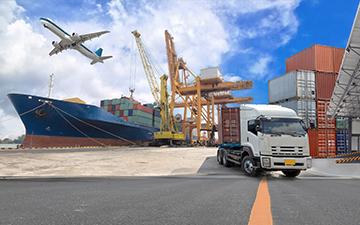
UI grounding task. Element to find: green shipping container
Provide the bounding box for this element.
[115,111,120,116]
[336,117,349,130]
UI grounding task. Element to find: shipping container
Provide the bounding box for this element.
[307,128,336,158]
[286,45,344,73]
[336,117,349,130]
[276,99,316,128]
[307,129,318,157]
[336,129,350,154]
[316,100,335,129]
[220,107,240,143]
[318,128,336,157]
[268,70,315,103]
[352,119,360,134]
[315,72,337,100]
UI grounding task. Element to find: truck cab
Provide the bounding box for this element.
[217,104,312,177]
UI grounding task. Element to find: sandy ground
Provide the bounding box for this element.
[0,146,217,177]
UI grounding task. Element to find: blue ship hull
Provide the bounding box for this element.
[8,93,157,148]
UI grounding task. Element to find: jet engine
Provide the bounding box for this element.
[52,41,60,48]
[71,32,80,41]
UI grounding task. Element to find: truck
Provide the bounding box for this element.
[217,104,312,177]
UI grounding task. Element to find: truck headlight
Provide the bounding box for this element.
[262,157,271,168]
[306,158,312,168]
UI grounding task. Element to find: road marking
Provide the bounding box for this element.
[248,178,273,225]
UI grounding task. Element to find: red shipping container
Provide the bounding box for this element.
[307,129,318,157]
[107,105,112,112]
[220,107,241,143]
[119,110,124,116]
[122,116,128,121]
[115,104,120,110]
[315,72,337,100]
[316,100,335,129]
[286,45,344,73]
[134,104,153,114]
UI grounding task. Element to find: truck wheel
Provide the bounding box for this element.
[217,150,223,165]
[222,153,232,167]
[282,170,301,177]
[241,156,258,177]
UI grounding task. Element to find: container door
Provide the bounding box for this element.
[221,108,240,143]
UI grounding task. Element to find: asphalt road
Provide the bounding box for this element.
[1,175,359,225]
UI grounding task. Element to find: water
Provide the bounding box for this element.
[0,144,19,149]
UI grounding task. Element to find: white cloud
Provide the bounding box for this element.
[248,56,272,78]
[0,0,300,138]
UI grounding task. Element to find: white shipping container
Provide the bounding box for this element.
[276,99,316,128]
[268,70,315,103]
[200,67,222,80]
[352,119,360,134]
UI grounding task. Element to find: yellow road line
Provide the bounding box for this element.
[248,178,273,225]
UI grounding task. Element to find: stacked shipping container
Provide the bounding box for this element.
[270,44,346,157]
[268,70,316,128]
[336,117,350,154]
[100,97,161,129]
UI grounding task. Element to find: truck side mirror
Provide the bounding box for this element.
[255,125,261,132]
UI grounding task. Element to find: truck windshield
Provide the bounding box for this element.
[261,118,307,136]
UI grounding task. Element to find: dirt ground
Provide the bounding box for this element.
[0,146,217,177]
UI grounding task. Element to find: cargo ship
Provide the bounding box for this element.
[8,93,160,148]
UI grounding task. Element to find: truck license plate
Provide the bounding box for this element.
[284,159,296,166]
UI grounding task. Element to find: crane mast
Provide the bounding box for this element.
[131,30,160,104]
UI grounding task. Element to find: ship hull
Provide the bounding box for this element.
[8,93,158,148]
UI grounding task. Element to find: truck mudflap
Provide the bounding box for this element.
[260,156,312,170]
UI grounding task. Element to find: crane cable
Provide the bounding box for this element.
[50,103,136,145]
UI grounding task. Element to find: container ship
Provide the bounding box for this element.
[8,93,160,148]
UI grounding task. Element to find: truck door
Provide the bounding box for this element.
[246,120,260,155]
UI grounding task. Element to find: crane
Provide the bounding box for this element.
[131,30,160,105]
[131,30,185,145]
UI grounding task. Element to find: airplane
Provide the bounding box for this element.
[40,17,112,65]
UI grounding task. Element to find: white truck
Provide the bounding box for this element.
[217,104,312,177]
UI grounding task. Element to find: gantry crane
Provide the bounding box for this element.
[131,30,184,145]
[164,30,253,144]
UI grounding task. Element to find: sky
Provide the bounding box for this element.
[0,0,359,139]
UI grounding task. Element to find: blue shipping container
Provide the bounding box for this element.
[336,130,350,154]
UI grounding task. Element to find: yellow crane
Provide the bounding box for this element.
[131,30,184,145]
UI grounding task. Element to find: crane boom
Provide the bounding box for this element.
[131,30,160,104]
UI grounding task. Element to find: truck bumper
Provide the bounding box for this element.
[260,156,312,170]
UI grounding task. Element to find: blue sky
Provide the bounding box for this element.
[0,0,359,138]
[14,0,359,103]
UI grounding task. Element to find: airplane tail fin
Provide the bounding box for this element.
[95,48,103,57]
[90,56,113,65]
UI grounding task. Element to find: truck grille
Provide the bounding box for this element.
[271,146,304,156]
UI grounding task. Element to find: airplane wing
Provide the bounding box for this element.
[78,31,110,43]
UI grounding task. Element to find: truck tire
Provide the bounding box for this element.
[217,149,223,165]
[241,156,258,177]
[222,152,232,167]
[282,170,301,177]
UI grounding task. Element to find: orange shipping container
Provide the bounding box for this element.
[316,100,336,129]
[317,128,336,158]
[286,45,344,73]
[315,72,337,100]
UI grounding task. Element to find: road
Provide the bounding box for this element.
[1,169,359,225]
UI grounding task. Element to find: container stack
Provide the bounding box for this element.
[268,70,316,128]
[100,97,161,128]
[269,44,345,158]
